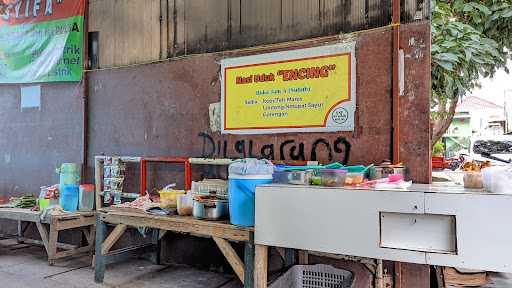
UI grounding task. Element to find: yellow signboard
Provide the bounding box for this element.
[221,43,356,134]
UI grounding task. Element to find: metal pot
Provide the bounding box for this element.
[193,197,228,220]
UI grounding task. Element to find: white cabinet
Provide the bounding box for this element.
[255,184,512,273]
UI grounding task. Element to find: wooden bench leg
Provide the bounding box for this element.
[214,237,245,284]
[17,221,24,243]
[254,244,268,288]
[47,225,58,266]
[244,232,255,288]
[94,216,107,283]
[151,229,161,265]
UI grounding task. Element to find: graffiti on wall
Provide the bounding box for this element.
[198,132,351,164]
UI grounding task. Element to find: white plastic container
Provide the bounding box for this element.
[177,194,193,216]
[482,166,512,194]
[78,184,95,211]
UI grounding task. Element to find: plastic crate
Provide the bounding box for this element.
[270,264,353,288]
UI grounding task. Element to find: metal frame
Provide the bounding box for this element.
[140,157,192,195]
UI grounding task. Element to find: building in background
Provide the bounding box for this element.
[444,96,506,157]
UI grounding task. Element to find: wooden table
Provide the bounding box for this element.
[94,208,255,287]
[0,208,96,265]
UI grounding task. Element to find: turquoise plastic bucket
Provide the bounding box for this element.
[60,184,79,212]
[228,175,272,227]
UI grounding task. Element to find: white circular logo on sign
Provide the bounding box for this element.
[331,107,349,124]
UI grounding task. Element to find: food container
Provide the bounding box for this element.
[79,184,95,211]
[39,198,59,210]
[463,171,484,189]
[345,172,365,185]
[272,170,314,185]
[60,184,79,212]
[319,169,347,187]
[289,170,314,185]
[159,189,186,209]
[193,196,228,220]
[272,171,291,184]
[191,179,228,199]
[482,166,512,194]
[177,194,193,216]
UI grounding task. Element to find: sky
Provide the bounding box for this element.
[470,62,512,107]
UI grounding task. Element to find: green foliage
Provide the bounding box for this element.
[432,0,512,114]
[433,141,445,156]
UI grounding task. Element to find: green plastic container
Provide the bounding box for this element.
[56,163,80,186]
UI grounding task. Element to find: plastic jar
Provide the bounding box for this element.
[319,169,348,187]
[79,184,95,211]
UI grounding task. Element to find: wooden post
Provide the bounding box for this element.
[47,225,59,265]
[244,232,255,288]
[284,248,296,267]
[214,237,245,284]
[298,250,309,264]
[94,216,107,283]
[101,224,127,255]
[151,228,162,265]
[17,220,23,243]
[94,157,103,210]
[254,244,268,288]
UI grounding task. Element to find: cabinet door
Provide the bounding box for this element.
[255,186,427,264]
[380,212,457,254]
[425,193,512,273]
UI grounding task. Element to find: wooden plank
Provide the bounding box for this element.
[275,247,285,260]
[35,222,50,252]
[54,215,96,231]
[254,245,268,288]
[0,208,40,222]
[160,0,168,59]
[53,245,95,260]
[95,157,103,210]
[88,0,114,68]
[100,211,251,241]
[47,225,59,263]
[94,216,107,283]
[172,0,186,56]
[298,250,309,264]
[213,237,245,284]
[81,225,95,246]
[159,229,168,240]
[244,232,254,288]
[16,237,77,250]
[101,224,128,255]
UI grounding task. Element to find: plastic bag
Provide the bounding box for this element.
[228,158,274,176]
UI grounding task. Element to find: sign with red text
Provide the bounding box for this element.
[0,0,84,83]
[221,43,356,134]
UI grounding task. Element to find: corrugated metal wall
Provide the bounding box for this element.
[88,0,429,68]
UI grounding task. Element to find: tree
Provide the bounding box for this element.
[432,0,512,146]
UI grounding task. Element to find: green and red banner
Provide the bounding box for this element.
[0,0,85,83]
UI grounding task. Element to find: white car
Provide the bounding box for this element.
[469,135,512,165]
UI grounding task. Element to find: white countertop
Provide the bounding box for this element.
[260,183,510,195]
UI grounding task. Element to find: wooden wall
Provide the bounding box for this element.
[88,0,161,67]
[88,0,429,68]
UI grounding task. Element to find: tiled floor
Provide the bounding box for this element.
[0,238,242,288]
